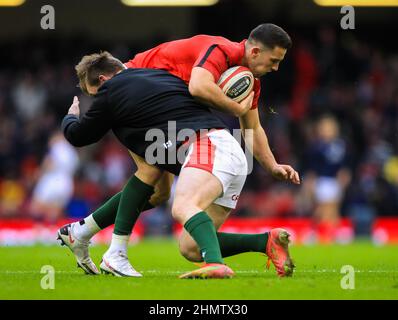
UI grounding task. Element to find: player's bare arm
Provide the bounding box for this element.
[189,67,252,117]
[239,108,300,185]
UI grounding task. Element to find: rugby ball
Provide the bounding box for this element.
[217,66,254,102]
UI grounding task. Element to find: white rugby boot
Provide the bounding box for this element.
[100,250,142,277]
[57,223,100,275]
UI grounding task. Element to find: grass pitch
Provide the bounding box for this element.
[0,239,397,300]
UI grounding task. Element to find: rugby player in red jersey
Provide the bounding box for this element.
[58,24,299,278]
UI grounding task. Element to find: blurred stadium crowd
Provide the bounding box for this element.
[1,26,398,232]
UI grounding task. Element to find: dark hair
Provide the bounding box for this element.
[75,51,124,95]
[248,23,292,50]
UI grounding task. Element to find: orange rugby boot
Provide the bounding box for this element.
[179,263,235,279]
[265,228,295,277]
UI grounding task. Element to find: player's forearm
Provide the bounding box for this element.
[189,81,243,117]
[61,115,99,147]
[62,115,85,147]
[242,126,278,172]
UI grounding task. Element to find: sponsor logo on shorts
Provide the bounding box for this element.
[231,194,239,201]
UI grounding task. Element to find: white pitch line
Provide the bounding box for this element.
[0,270,81,274]
[0,269,396,275]
[140,269,398,274]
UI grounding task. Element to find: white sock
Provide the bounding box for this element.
[107,233,130,255]
[73,215,101,240]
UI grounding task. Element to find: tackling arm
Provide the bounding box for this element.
[62,94,111,147]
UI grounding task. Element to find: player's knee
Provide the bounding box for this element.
[135,166,163,186]
[171,202,185,223]
[172,196,197,223]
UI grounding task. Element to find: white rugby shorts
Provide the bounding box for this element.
[182,129,247,209]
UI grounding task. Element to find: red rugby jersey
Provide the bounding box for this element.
[124,35,261,109]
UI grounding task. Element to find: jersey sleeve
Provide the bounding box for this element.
[194,45,229,82]
[251,78,261,109]
[62,86,111,147]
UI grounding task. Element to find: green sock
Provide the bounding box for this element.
[217,232,269,258]
[92,192,121,229]
[184,212,223,264]
[91,191,155,229]
[114,175,154,235]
